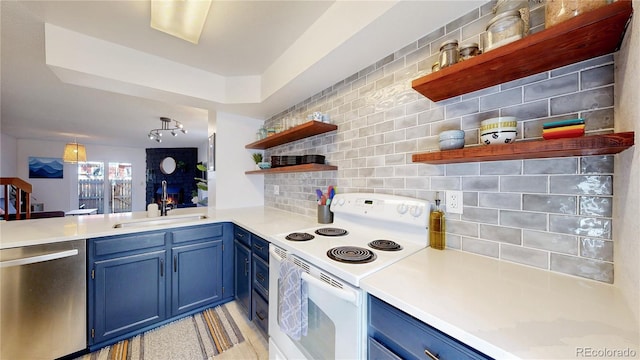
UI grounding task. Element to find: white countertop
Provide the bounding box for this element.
[0,206,317,250]
[361,248,640,359]
[2,208,638,359]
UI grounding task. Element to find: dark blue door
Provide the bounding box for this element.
[234,239,252,317]
[171,240,223,316]
[92,250,166,344]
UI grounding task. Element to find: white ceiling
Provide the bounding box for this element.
[1,0,481,148]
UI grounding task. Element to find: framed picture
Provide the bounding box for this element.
[29,157,63,179]
[208,133,216,171]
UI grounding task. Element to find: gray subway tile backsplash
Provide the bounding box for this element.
[479,224,522,245]
[524,158,578,175]
[549,215,612,239]
[523,230,579,255]
[522,194,577,215]
[479,192,521,210]
[550,253,613,283]
[461,237,499,258]
[549,175,613,195]
[500,176,548,193]
[500,210,548,231]
[263,1,618,283]
[500,244,549,269]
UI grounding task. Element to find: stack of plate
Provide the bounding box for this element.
[271,156,302,168]
[480,117,517,145]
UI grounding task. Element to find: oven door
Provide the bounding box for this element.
[269,244,366,360]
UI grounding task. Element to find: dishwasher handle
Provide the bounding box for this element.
[0,249,79,268]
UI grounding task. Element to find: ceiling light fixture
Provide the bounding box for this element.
[148,117,188,143]
[150,0,212,44]
[63,141,87,163]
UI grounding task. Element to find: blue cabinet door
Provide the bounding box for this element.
[234,239,252,318]
[171,240,223,316]
[92,250,167,345]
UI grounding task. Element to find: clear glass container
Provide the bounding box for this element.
[484,10,524,52]
[429,196,445,250]
[494,0,530,34]
[545,0,608,29]
[459,43,480,61]
[438,40,459,69]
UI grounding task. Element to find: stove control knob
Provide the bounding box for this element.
[397,203,408,214]
[410,205,423,217]
[337,198,346,206]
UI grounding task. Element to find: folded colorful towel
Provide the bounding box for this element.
[278,257,308,340]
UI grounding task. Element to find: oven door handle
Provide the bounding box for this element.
[301,272,358,306]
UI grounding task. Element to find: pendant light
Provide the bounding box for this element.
[63,141,87,163]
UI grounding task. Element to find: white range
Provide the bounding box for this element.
[268,193,432,360]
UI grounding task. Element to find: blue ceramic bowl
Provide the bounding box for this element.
[439,138,465,150]
[258,162,272,169]
[439,130,465,141]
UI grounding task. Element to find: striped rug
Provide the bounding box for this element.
[79,304,245,360]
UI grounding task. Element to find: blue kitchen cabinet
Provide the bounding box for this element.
[88,222,233,350]
[171,239,223,315]
[251,234,269,337]
[89,230,168,347]
[368,295,492,360]
[233,225,269,338]
[234,237,252,317]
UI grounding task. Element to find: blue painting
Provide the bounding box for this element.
[29,157,63,179]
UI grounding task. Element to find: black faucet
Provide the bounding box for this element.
[160,180,168,216]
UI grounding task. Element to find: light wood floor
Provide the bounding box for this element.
[216,301,269,360]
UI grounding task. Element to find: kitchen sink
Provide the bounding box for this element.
[113,214,209,228]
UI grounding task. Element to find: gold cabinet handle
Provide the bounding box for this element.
[424,349,440,360]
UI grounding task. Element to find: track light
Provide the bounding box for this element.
[148,117,188,141]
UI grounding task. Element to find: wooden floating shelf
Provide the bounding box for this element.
[245,164,338,175]
[245,121,337,150]
[412,1,633,102]
[411,132,635,164]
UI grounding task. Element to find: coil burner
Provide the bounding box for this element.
[327,246,377,264]
[285,232,315,241]
[368,240,403,251]
[315,228,348,237]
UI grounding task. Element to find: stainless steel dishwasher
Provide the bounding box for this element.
[1,240,86,359]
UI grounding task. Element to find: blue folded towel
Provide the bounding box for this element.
[278,257,308,340]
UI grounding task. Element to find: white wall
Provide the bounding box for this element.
[0,133,17,177]
[214,111,264,209]
[613,1,640,319]
[13,139,146,212]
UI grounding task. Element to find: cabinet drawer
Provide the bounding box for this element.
[251,235,269,261]
[172,223,223,243]
[252,254,269,299]
[368,296,491,360]
[368,337,403,360]
[252,289,268,338]
[234,226,251,247]
[92,231,166,257]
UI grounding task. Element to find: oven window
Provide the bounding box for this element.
[277,284,336,359]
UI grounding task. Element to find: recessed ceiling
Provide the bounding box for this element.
[1,1,482,148]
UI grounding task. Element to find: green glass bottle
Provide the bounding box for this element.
[429,193,446,250]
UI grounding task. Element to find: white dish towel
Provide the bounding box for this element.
[278,257,308,340]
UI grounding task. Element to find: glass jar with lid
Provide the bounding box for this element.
[545,0,608,29]
[438,40,459,69]
[484,10,524,52]
[459,43,480,61]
